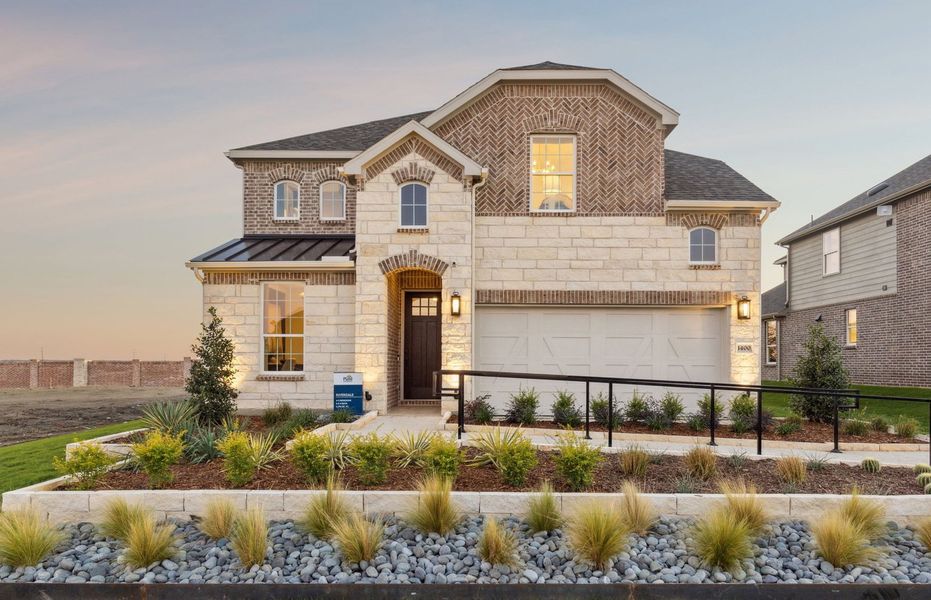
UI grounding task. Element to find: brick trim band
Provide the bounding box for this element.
[378,250,449,276]
[203,272,355,285]
[475,289,732,306]
[391,162,435,185]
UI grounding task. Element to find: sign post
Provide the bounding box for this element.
[333,372,364,415]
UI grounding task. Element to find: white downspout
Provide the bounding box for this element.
[469,168,489,378]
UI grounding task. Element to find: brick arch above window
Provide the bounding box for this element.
[306,164,345,186]
[677,213,729,230]
[264,165,307,185]
[522,110,582,133]
[378,250,449,277]
[391,162,435,185]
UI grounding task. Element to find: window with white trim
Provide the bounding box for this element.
[823,227,840,275]
[400,182,428,228]
[530,135,576,212]
[319,181,346,221]
[845,308,858,346]
[262,283,304,372]
[274,181,300,220]
[765,319,778,364]
[688,227,718,264]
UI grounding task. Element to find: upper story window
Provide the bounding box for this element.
[823,227,840,275]
[530,135,576,212]
[845,308,858,346]
[765,319,778,365]
[274,181,300,220]
[320,181,346,221]
[400,182,428,228]
[262,282,304,372]
[688,227,718,264]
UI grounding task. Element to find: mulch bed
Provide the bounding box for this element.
[465,418,916,444]
[103,416,283,444]
[87,447,921,496]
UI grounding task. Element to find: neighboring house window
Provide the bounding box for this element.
[400,182,428,228]
[320,181,346,221]
[262,282,304,372]
[765,319,778,365]
[845,308,858,346]
[274,181,300,220]
[823,227,840,275]
[530,135,576,212]
[688,227,718,264]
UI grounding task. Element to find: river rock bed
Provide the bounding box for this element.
[1,516,929,585]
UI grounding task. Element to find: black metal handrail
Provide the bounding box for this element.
[433,369,931,461]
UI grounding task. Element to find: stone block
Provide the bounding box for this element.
[184,491,248,517]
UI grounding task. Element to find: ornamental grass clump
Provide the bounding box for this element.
[290,430,331,484]
[478,518,518,567]
[691,507,753,572]
[719,479,767,535]
[0,509,63,568]
[331,514,384,564]
[811,511,878,567]
[300,475,349,540]
[566,499,632,570]
[894,416,919,439]
[618,481,656,535]
[131,430,184,488]
[100,498,149,541]
[199,498,240,540]
[684,445,716,480]
[230,508,268,568]
[524,481,562,533]
[618,445,650,478]
[838,487,886,542]
[776,456,807,485]
[123,514,178,569]
[553,433,602,491]
[53,441,116,490]
[407,475,461,535]
[348,433,394,485]
[914,518,931,553]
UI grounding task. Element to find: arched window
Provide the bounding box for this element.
[319,181,346,221]
[689,227,717,264]
[274,181,300,220]
[400,182,428,228]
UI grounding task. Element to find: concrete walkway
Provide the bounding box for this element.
[353,407,448,435]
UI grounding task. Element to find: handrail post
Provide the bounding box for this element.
[457,373,464,440]
[709,385,717,446]
[585,381,591,440]
[756,389,763,456]
[608,382,614,448]
[928,401,930,465]
[831,395,841,453]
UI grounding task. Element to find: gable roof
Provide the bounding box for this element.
[778,153,931,245]
[663,150,775,203]
[502,61,599,71]
[762,282,788,317]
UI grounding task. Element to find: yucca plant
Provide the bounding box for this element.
[478,517,519,566]
[566,499,631,570]
[719,478,768,535]
[199,498,240,540]
[323,430,352,471]
[776,456,807,485]
[123,515,177,569]
[184,424,222,464]
[914,517,931,553]
[300,474,350,540]
[691,507,753,572]
[0,509,64,568]
[331,514,384,564]
[684,446,716,480]
[812,511,877,567]
[141,400,197,436]
[524,480,562,533]
[100,498,149,541]
[393,431,437,468]
[617,481,656,535]
[406,475,461,535]
[468,427,529,469]
[618,445,650,477]
[838,487,886,541]
[860,458,881,474]
[230,508,268,568]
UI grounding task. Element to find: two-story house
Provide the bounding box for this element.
[187,62,779,413]
[761,153,931,386]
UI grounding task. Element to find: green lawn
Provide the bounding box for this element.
[0,420,144,496]
[762,380,931,433]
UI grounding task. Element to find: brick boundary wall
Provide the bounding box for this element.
[36,361,74,388]
[0,358,191,389]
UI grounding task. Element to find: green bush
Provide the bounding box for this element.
[329,410,355,424]
[262,402,293,427]
[695,393,722,429]
[273,409,318,439]
[216,431,256,487]
[290,430,331,484]
[591,392,622,429]
[422,437,462,480]
[869,416,890,433]
[788,325,850,423]
[644,410,672,431]
[131,430,184,488]
[843,418,869,437]
[729,393,755,423]
[775,420,800,436]
[552,391,582,427]
[623,390,653,423]
[659,392,685,423]
[686,413,706,432]
[895,416,919,439]
[496,436,538,487]
[465,394,495,425]
[186,306,239,425]
[348,433,393,485]
[505,388,539,425]
[917,472,931,486]
[53,442,116,490]
[553,434,602,491]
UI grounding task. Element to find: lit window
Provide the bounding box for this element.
[400,183,428,228]
[846,308,858,346]
[530,135,575,212]
[319,181,346,220]
[689,227,717,264]
[823,228,840,275]
[765,319,778,364]
[274,181,300,220]
[263,283,304,372]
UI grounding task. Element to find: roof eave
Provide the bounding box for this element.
[342,121,484,177]
[186,260,355,271]
[664,199,781,211]
[225,150,361,161]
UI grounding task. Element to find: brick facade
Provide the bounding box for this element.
[0,361,32,388]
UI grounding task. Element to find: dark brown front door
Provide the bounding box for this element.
[404,292,441,399]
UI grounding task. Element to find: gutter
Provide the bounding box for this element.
[185,260,355,272]
[664,199,781,211]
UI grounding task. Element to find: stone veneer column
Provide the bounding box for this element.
[72,359,88,387]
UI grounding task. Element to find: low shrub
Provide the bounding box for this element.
[131,430,184,488]
[914,463,931,475]
[407,475,461,535]
[124,514,177,569]
[553,433,602,491]
[806,454,829,472]
[776,456,807,485]
[262,402,293,427]
[272,409,318,439]
[726,451,749,469]
[618,481,656,535]
[566,499,631,569]
[329,409,355,424]
[918,472,931,487]
[618,445,650,478]
[684,446,716,480]
[0,509,64,568]
[216,432,254,487]
[644,410,672,432]
[392,431,436,469]
[199,498,239,540]
[422,436,461,480]
[860,458,881,474]
[525,480,562,533]
[839,487,886,541]
[697,393,722,429]
[659,392,685,423]
[719,479,767,535]
[552,391,582,427]
[505,388,539,425]
[691,507,753,572]
[290,430,331,484]
[140,400,196,436]
[842,409,870,436]
[230,508,268,568]
[184,424,222,464]
[477,517,518,567]
[591,392,622,429]
[348,433,394,486]
[101,498,148,541]
[729,393,755,424]
[464,394,494,425]
[497,436,538,487]
[775,419,801,436]
[331,514,384,564]
[685,413,706,432]
[674,475,699,493]
[914,517,931,553]
[869,416,890,433]
[300,475,348,540]
[812,511,877,567]
[53,442,116,490]
[894,416,919,439]
[623,390,654,423]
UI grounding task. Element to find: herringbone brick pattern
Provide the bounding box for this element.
[364,137,463,184]
[433,83,665,216]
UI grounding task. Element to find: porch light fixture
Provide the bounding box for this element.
[736,296,751,320]
[450,291,461,317]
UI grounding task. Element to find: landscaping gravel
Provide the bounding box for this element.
[1,516,930,584]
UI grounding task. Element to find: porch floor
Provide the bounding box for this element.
[356,406,445,435]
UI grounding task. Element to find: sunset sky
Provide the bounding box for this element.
[2,0,930,359]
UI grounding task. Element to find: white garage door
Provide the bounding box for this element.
[474,306,727,410]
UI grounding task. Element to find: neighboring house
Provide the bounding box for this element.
[761,153,931,386]
[187,62,779,413]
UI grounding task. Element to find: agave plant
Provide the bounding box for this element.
[393,431,437,468]
[249,432,283,469]
[468,427,529,469]
[184,424,222,464]
[141,401,197,436]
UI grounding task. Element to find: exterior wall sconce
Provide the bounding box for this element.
[450,291,462,316]
[736,296,751,320]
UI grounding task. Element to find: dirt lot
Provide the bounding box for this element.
[0,387,185,446]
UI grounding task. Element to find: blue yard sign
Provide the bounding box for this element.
[333,372,364,415]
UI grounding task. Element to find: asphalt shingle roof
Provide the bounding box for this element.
[781,153,931,243]
[191,235,355,263]
[762,282,788,317]
[502,61,599,70]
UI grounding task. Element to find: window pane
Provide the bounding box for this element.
[263,283,304,372]
[401,205,414,226]
[689,229,701,245]
[414,183,426,204]
[690,245,703,262]
[825,253,839,274]
[414,205,427,226]
[401,184,413,204]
